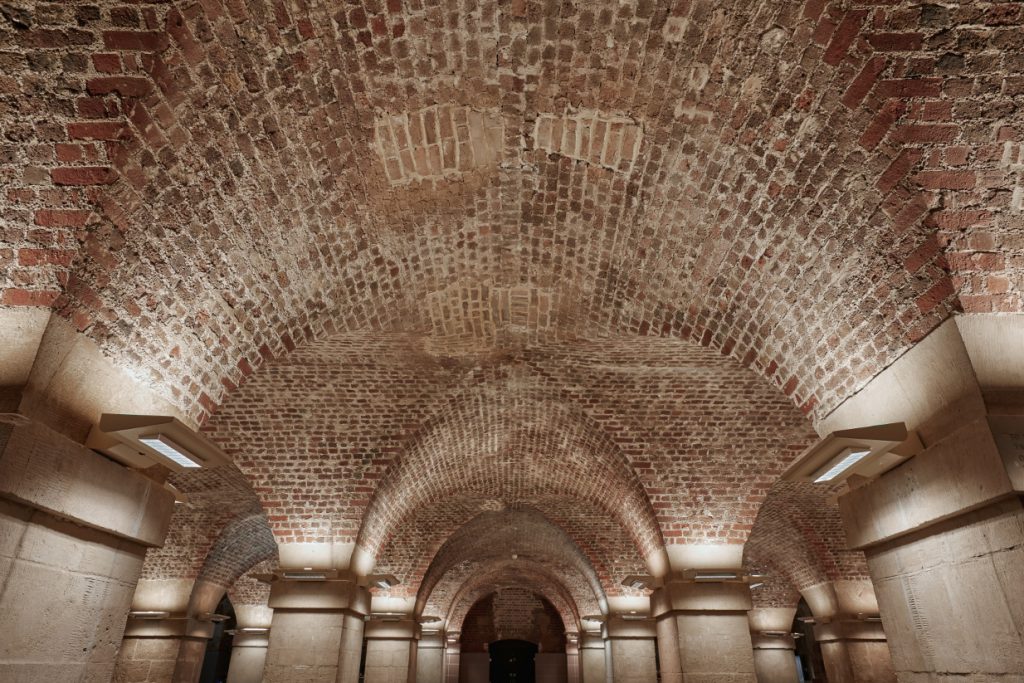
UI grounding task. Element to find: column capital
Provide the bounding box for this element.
[364,618,420,640]
[813,619,887,643]
[122,614,215,639]
[650,580,752,617]
[268,577,370,614]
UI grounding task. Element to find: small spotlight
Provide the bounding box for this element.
[749,582,764,589]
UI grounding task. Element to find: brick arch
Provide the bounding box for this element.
[446,561,583,635]
[139,466,263,583]
[355,390,663,572]
[194,511,277,589]
[744,481,870,594]
[414,509,606,617]
[459,589,569,653]
[6,0,1016,435]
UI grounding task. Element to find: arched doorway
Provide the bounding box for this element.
[489,640,538,683]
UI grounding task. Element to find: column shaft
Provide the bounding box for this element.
[227,633,270,683]
[0,421,174,682]
[263,580,369,683]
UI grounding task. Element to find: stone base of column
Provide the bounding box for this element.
[815,621,894,683]
[416,633,444,683]
[227,632,270,683]
[363,619,419,683]
[604,616,658,683]
[750,635,798,683]
[578,634,606,683]
[115,615,215,683]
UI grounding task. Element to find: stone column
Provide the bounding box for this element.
[814,620,893,683]
[652,580,757,683]
[363,618,419,683]
[748,608,798,683]
[263,576,370,682]
[800,581,893,683]
[820,316,1024,680]
[0,419,175,682]
[442,633,460,683]
[227,605,274,683]
[415,632,444,683]
[565,633,580,683]
[578,633,606,683]
[116,609,216,683]
[603,615,658,683]
[655,610,683,683]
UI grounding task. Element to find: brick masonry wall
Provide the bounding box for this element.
[459,588,567,653]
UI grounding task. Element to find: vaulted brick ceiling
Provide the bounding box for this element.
[3,0,1021,625]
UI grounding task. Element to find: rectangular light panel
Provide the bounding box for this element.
[814,449,871,483]
[139,434,202,468]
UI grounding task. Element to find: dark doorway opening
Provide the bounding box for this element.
[488,639,538,683]
[198,593,236,683]
[793,598,827,682]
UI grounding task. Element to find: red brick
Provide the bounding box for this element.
[51,166,118,185]
[842,56,887,109]
[822,10,868,66]
[91,53,121,73]
[86,77,153,97]
[915,170,976,190]
[859,100,905,150]
[34,209,91,227]
[1,288,60,306]
[876,149,922,193]
[865,33,924,51]
[876,78,943,98]
[67,121,131,141]
[102,30,168,51]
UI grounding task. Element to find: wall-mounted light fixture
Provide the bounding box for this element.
[280,570,332,581]
[87,414,231,472]
[620,575,654,590]
[419,615,443,624]
[226,627,269,635]
[128,610,170,619]
[198,612,231,623]
[369,612,406,621]
[749,582,764,590]
[781,422,921,485]
[368,574,400,590]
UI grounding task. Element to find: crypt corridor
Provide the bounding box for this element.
[1,1,1023,682]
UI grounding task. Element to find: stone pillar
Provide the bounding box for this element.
[579,633,606,683]
[655,610,683,683]
[415,632,444,683]
[652,580,757,683]
[603,615,658,683]
[116,610,216,683]
[442,634,460,683]
[814,620,893,683]
[364,618,419,683]
[820,316,1024,680]
[0,419,175,682]
[565,633,580,683]
[800,582,893,683]
[227,605,274,683]
[263,577,370,682]
[748,608,798,683]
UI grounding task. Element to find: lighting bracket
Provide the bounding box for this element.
[781,422,922,485]
[87,414,231,472]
